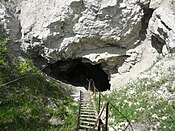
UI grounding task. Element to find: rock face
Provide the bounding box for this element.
[10,0,148,68]
[0,2,21,41]
[0,0,175,89]
[149,0,175,53]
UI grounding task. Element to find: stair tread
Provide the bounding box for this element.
[80,114,96,118]
[81,107,95,109]
[81,110,96,113]
[80,120,96,125]
[80,112,96,115]
[81,105,94,107]
[81,108,95,110]
[80,117,96,121]
[79,130,86,131]
[80,124,94,129]
[79,129,86,131]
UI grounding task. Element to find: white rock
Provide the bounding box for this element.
[149,0,175,52]
[48,117,64,126]
[149,0,163,9]
[2,0,174,90]
[162,45,169,55]
[13,0,144,63]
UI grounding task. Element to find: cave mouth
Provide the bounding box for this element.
[43,59,110,91]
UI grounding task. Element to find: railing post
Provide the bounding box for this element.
[105,101,109,131]
[77,91,81,129]
[97,92,101,131]
[94,85,96,99]
[88,80,91,91]
[98,92,101,114]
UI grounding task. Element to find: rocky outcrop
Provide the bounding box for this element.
[1,0,175,89]
[11,0,149,68]
[0,2,21,41]
[149,0,175,53]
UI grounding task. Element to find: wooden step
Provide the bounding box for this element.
[81,106,94,108]
[81,106,94,109]
[80,112,96,115]
[80,114,96,118]
[80,124,94,129]
[81,110,96,113]
[81,104,94,107]
[78,129,86,131]
[80,117,96,122]
[80,120,96,125]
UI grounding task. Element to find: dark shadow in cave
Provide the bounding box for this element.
[139,7,154,40]
[151,35,165,53]
[43,59,110,91]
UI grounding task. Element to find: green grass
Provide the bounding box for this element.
[0,72,78,130]
[0,64,79,130]
[0,40,78,130]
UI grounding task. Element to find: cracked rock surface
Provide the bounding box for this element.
[0,0,175,89]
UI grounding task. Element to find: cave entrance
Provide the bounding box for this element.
[43,59,110,91]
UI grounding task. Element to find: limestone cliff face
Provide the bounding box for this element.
[149,0,175,53]
[0,2,21,41]
[0,0,175,89]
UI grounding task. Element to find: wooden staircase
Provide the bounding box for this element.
[76,79,134,131]
[77,91,98,131]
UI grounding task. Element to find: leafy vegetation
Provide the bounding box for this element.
[0,39,78,130]
[0,38,8,65]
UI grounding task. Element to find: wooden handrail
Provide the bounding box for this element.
[92,104,106,130]
[77,91,81,129]
[98,92,101,114]
[105,101,109,131]
[78,79,133,131]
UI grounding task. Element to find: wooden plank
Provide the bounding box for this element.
[80,117,96,121]
[80,120,96,125]
[81,106,94,108]
[80,124,94,129]
[80,112,96,115]
[78,129,86,131]
[80,106,94,109]
[81,104,93,106]
[81,109,96,112]
[80,114,96,118]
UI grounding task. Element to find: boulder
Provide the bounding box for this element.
[13,0,147,66]
[149,0,175,52]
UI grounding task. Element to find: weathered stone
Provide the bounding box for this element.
[149,0,175,52]
[1,0,175,90]
[48,117,64,126]
[0,2,21,40]
[12,0,146,64]
[149,0,163,9]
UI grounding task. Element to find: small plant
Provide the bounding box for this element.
[16,59,42,76]
[101,66,175,130]
[0,55,77,130]
[0,38,8,65]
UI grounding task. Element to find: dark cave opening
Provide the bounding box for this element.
[139,7,154,40]
[151,35,165,53]
[43,59,110,91]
